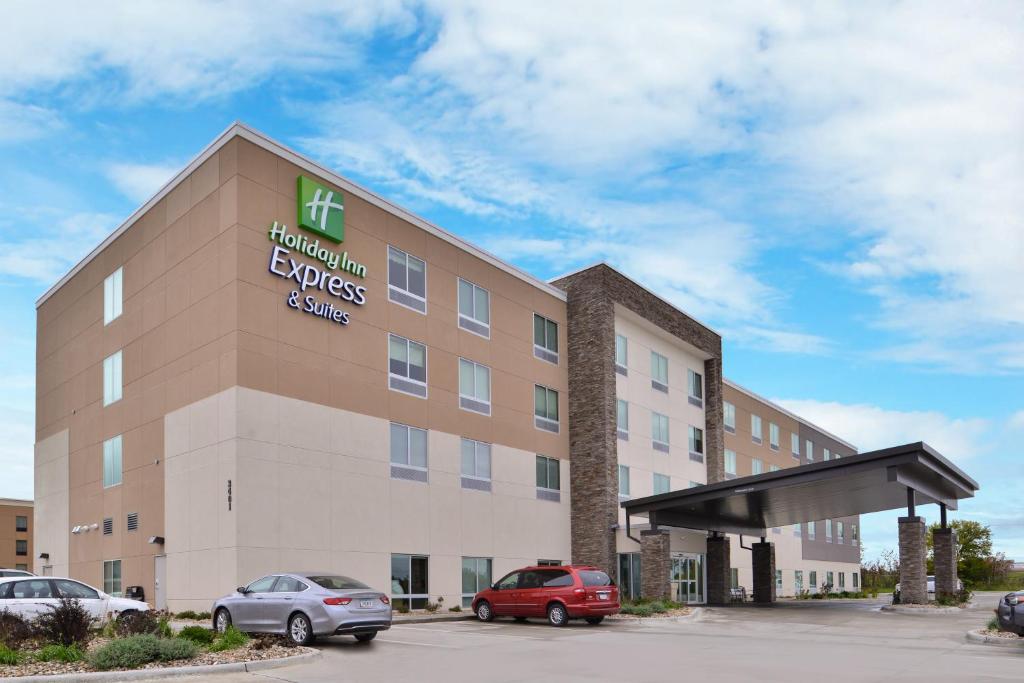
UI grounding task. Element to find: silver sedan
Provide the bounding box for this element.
[211,572,392,645]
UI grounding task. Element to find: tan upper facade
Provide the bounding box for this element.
[0,499,32,571]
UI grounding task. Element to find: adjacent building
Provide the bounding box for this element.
[34,123,860,611]
[0,499,32,572]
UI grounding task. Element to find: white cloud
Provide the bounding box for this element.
[0,101,62,143]
[0,212,116,283]
[105,162,181,204]
[1009,411,1024,432]
[0,405,34,499]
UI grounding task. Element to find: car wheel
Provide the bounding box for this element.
[214,608,231,633]
[585,617,604,625]
[476,600,494,622]
[288,613,315,646]
[547,603,568,627]
[355,632,376,643]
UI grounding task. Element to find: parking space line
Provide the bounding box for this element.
[376,637,459,649]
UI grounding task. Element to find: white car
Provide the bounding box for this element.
[0,576,149,623]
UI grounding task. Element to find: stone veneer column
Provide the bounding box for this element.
[752,541,776,604]
[705,534,731,605]
[932,527,958,600]
[898,516,928,604]
[703,356,725,484]
[640,530,671,601]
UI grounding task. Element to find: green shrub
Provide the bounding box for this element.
[115,611,159,637]
[448,605,462,612]
[88,634,197,670]
[986,617,999,631]
[177,626,215,645]
[155,637,197,661]
[208,625,248,652]
[0,609,33,650]
[35,643,85,663]
[0,643,24,665]
[175,610,199,620]
[648,601,668,614]
[424,602,440,613]
[34,598,93,646]
[195,611,212,621]
[619,603,654,617]
[811,592,824,600]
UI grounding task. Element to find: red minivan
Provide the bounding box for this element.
[472,565,619,626]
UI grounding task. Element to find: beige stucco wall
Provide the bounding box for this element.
[165,386,571,612]
[33,430,69,575]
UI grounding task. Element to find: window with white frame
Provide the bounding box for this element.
[533,314,558,364]
[103,435,122,488]
[651,412,669,452]
[752,458,763,475]
[388,246,427,312]
[536,455,560,501]
[823,447,831,461]
[458,358,491,415]
[775,570,783,591]
[806,439,813,461]
[653,473,670,495]
[688,425,704,462]
[390,422,428,481]
[795,570,804,593]
[793,523,801,537]
[791,433,800,456]
[650,351,668,391]
[104,267,123,325]
[616,399,629,439]
[534,385,559,432]
[104,559,122,597]
[751,414,762,444]
[825,519,833,541]
[724,402,736,433]
[769,422,779,450]
[826,571,834,588]
[457,278,490,337]
[615,334,628,374]
[103,350,122,406]
[852,524,859,545]
[852,572,859,589]
[807,521,816,540]
[618,465,630,500]
[687,369,703,407]
[460,438,491,491]
[724,449,736,476]
[837,521,845,543]
[462,557,492,608]
[388,334,427,397]
[838,572,845,589]
[392,554,428,609]
[809,570,817,591]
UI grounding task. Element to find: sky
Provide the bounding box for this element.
[0,1,1021,563]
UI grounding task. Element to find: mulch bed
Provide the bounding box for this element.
[609,606,693,620]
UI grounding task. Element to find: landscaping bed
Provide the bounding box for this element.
[610,599,692,619]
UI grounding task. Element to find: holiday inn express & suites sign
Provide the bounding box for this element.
[266,175,368,326]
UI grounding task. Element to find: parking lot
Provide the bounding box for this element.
[175,593,1017,683]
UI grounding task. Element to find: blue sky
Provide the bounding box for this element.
[1,2,1021,562]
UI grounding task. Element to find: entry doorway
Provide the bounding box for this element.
[671,553,705,604]
[154,555,166,611]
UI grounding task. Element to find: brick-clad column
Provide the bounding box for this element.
[752,541,776,604]
[640,530,671,601]
[706,534,731,605]
[898,516,927,604]
[703,356,725,484]
[933,527,958,599]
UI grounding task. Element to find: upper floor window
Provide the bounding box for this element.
[536,455,560,502]
[688,426,704,462]
[751,414,763,444]
[837,521,845,543]
[825,519,833,541]
[618,465,630,500]
[791,433,800,456]
[103,267,123,325]
[390,422,428,482]
[806,439,813,461]
[852,524,859,545]
[457,278,490,338]
[458,358,491,415]
[103,350,123,406]
[650,351,668,392]
[770,464,780,472]
[752,458,763,475]
[534,385,559,433]
[460,438,491,491]
[653,473,670,495]
[687,369,703,407]
[15,516,27,532]
[388,334,427,398]
[103,435,123,488]
[823,448,831,461]
[616,399,629,439]
[388,245,426,313]
[724,402,736,433]
[533,314,558,364]
[16,540,27,556]
[769,423,780,450]
[614,334,628,374]
[651,412,670,452]
[807,522,816,540]
[724,449,737,476]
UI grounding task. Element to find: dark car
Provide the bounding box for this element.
[995,590,1024,636]
[472,565,619,627]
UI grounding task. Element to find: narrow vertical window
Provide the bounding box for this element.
[687,369,703,407]
[618,465,630,500]
[751,414,762,444]
[533,314,559,364]
[458,278,490,337]
[103,350,123,406]
[534,385,559,432]
[103,560,122,597]
[104,267,123,325]
[724,449,737,476]
[688,425,704,462]
[651,412,669,452]
[653,473,670,495]
[103,435,123,488]
[616,399,629,439]
[535,455,560,502]
[769,423,779,450]
[791,433,800,456]
[458,358,491,415]
[388,334,428,398]
[387,245,427,313]
[460,438,491,491]
[806,439,814,461]
[650,351,668,391]
[723,402,736,432]
[461,557,492,608]
[614,334,628,374]
[390,422,428,482]
[752,458,763,475]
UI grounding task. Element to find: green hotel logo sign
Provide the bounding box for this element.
[297,175,345,243]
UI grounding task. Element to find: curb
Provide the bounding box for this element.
[393,614,476,625]
[880,604,967,615]
[2,649,320,682]
[608,607,704,626]
[965,629,1024,648]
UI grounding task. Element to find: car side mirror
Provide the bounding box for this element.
[237,586,249,594]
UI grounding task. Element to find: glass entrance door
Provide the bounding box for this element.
[670,553,705,604]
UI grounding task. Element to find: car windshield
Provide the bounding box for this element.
[579,570,613,587]
[307,575,370,590]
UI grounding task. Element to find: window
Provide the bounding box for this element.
[825,519,833,541]
[651,412,669,452]
[618,465,630,500]
[616,399,629,439]
[15,540,27,556]
[533,314,558,364]
[837,521,845,543]
[852,524,859,545]
[14,564,27,572]
[769,464,780,472]
[390,422,428,482]
[496,572,521,590]
[618,553,642,600]
[15,516,27,532]
[769,423,779,450]
[274,576,308,593]
[391,554,428,610]
[536,455,560,501]
[688,425,704,462]
[853,573,859,589]
[104,267,123,325]
[615,334,628,374]
[653,473,670,495]
[724,402,736,433]
[388,334,427,398]
[689,481,702,488]
[775,570,783,592]
[791,433,800,456]
[537,559,561,566]
[104,560,122,597]
[102,518,113,535]
[826,571,834,588]
[687,369,703,407]
[752,458,763,475]
[460,438,491,491]
[795,570,804,593]
[807,522,816,540]
[126,512,138,532]
[809,570,817,592]
[793,523,802,537]
[457,278,490,337]
[103,435,123,488]
[521,569,574,589]
[751,414,762,444]
[823,448,831,461]
[246,576,277,593]
[11,580,53,598]
[534,385,559,432]
[462,557,492,608]
[838,572,845,589]
[387,245,426,312]
[650,351,668,391]
[806,439,813,461]
[724,449,737,476]
[458,358,491,415]
[730,568,739,589]
[103,350,122,406]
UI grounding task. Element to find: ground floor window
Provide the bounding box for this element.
[853,572,859,589]
[103,559,122,597]
[730,568,739,589]
[391,554,428,610]
[15,564,27,571]
[809,570,817,592]
[794,570,803,593]
[775,570,782,592]
[461,557,492,608]
[537,559,561,566]
[838,572,845,589]
[618,553,642,600]
[826,571,834,590]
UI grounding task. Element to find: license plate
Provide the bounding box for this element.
[360,599,374,608]
[597,592,609,600]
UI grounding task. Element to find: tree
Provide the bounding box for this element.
[926,519,992,563]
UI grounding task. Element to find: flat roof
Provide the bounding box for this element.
[622,442,978,536]
[37,122,567,307]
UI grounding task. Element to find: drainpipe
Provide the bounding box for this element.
[625,511,644,546]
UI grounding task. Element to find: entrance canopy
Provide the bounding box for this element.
[622,442,978,536]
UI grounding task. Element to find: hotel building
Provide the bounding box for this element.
[0,499,33,572]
